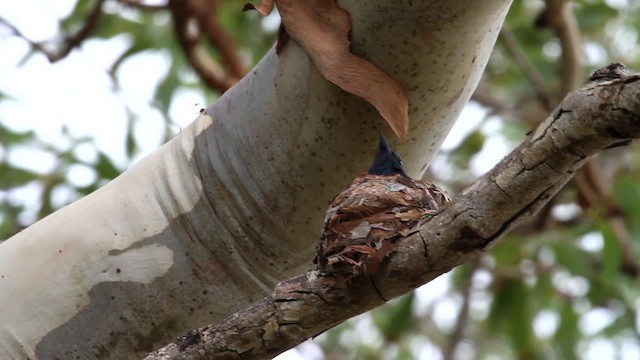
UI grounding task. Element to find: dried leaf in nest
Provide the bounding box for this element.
[243,0,409,140]
[315,174,449,276]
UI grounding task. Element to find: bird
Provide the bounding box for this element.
[315,134,450,276]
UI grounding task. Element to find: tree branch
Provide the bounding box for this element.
[0,0,106,63]
[168,0,240,93]
[189,0,246,80]
[499,26,553,111]
[144,64,640,359]
[537,0,583,99]
[443,258,478,360]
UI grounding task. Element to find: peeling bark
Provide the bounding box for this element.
[145,65,640,359]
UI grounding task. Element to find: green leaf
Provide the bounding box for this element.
[600,309,633,337]
[533,270,555,308]
[574,2,618,35]
[554,302,579,360]
[0,203,22,239]
[488,278,535,355]
[125,110,138,160]
[450,261,476,289]
[0,163,38,189]
[551,242,592,276]
[153,59,181,113]
[612,174,640,242]
[372,292,414,341]
[488,234,523,265]
[596,220,621,281]
[449,130,485,168]
[0,125,34,145]
[95,153,121,180]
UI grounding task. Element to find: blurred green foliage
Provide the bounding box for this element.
[1,0,640,359]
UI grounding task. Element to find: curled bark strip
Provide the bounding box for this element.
[145,65,640,360]
[279,0,409,140]
[244,0,410,140]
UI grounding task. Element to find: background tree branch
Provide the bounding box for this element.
[145,64,640,359]
[0,0,106,63]
[537,0,583,98]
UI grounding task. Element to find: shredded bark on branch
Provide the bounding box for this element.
[145,64,640,360]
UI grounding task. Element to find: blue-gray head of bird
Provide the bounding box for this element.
[368,134,408,176]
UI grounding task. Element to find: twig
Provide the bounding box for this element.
[443,258,479,360]
[0,17,47,55]
[144,64,640,360]
[0,0,106,63]
[188,0,246,80]
[168,0,238,93]
[499,27,553,111]
[575,162,640,276]
[537,0,583,98]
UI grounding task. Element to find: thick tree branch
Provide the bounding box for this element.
[146,65,640,359]
[145,64,640,360]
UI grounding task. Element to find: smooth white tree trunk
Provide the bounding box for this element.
[0,0,513,358]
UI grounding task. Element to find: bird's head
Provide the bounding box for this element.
[368,134,408,176]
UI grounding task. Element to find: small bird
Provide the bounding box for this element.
[315,134,449,276]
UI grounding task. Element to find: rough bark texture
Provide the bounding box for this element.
[145,65,640,359]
